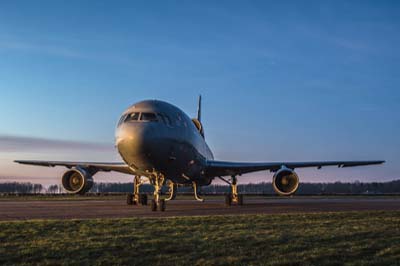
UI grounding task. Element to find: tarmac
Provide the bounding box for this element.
[1,196,400,220]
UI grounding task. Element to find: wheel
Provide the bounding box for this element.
[139,194,143,205]
[151,199,157,211]
[225,194,232,206]
[140,194,148,205]
[159,199,166,212]
[238,194,244,206]
[126,193,133,205]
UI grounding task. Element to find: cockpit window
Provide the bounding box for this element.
[140,112,158,122]
[125,112,140,122]
[118,114,127,126]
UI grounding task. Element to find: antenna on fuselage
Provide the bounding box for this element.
[197,94,202,122]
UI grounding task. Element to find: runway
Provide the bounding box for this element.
[1,196,400,221]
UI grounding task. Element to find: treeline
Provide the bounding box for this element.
[0,182,44,193]
[1,180,400,194]
[62,179,400,194]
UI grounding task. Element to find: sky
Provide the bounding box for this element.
[0,0,399,185]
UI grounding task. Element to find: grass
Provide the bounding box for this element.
[0,211,400,266]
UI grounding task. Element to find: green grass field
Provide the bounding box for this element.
[1,211,399,266]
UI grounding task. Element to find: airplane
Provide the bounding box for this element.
[15,96,385,211]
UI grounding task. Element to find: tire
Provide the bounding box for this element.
[238,194,244,206]
[126,193,133,205]
[225,194,232,206]
[151,199,157,211]
[159,199,166,212]
[138,194,143,205]
[140,194,148,205]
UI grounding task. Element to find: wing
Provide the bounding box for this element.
[205,160,385,177]
[14,160,134,175]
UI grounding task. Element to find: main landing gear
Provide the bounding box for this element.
[126,175,148,206]
[219,176,244,206]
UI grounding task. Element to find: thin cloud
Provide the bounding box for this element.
[0,135,113,153]
[0,38,87,59]
[0,37,134,65]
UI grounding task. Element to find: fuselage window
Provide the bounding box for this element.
[125,112,140,122]
[164,115,172,126]
[158,113,169,126]
[175,114,183,127]
[160,113,173,126]
[140,112,158,122]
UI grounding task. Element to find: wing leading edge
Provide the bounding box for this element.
[205,160,385,177]
[15,159,385,179]
[14,160,133,175]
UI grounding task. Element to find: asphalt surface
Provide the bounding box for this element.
[1,196,400,220]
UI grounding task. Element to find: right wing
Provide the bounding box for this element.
[205,160,385,177]
[14,160,134,175]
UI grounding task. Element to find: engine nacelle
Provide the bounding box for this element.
[272,167,299,196]
[192,118,204,137]
[61,168,94,194]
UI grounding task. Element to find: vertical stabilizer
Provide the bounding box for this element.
[197,95,202,122]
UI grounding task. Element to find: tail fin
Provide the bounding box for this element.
[197,95,202,122]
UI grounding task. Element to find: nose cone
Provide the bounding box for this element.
[115,123,159,169]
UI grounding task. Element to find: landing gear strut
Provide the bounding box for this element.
[219,176,243,206]
[127,175,147,206]
[165,181,177,201]
[193,182,204,202]
[150,173,166,211]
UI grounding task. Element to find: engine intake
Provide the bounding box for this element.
[61,168,94,194]
[273,167,299,196]
[192,118,204,137]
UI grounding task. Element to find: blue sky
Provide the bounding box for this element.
[0,1,399,185]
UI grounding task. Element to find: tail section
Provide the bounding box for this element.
[192,95,205,138]
[197,95,202,123]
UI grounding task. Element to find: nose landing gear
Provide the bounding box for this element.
[151,198,166,211]
[149,173,166,211]
[127,174,177,211]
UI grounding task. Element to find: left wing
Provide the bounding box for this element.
[14,160,134,175]
[205,160,385,177]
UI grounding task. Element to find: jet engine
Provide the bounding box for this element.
[272,167,299,196]
[61,168,94,194]
[192,118,204,137]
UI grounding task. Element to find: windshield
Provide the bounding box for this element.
[125,112,140,122]
[140,112,158,122]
